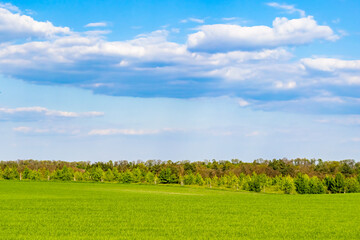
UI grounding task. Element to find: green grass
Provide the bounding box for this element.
[1,181,359,239]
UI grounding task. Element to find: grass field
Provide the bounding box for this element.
[1,181,359,239]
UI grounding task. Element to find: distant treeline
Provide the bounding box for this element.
[1,158,360,194]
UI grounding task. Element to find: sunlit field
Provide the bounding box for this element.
[1,181,360,239]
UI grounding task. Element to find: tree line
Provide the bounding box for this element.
[1,158,360,194]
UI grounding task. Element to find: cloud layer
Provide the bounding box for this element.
[0,3,359,115]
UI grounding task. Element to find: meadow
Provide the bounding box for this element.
[1,181,360,239]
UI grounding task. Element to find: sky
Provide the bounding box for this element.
[0,0,359,162]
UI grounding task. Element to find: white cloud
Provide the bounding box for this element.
[0,7,70,42]
[301,58,360,86]
[180,18,204,24]
[85,22,107,27]
[301,58,360,72]
[267,2,306,17]
[13,126,80,135]
[0,2,20,12]
[88,128,162,136]
[187,16,338,52]
[0,106,104,121]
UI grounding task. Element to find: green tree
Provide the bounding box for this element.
[345,178,360,193]
[104,169,115,182]
[113,168,121,181]
[90,167,104,182]
[159,168,178,184]
[184,173,195,185]
[282,176,295,194]
[294,173,310,194]
[195,173,205,186]
[308,176,325,194]
[74,171,84,181]
[29,170,41,181]
[324,175,335,193]
[145,172,155,184]
[60,166,74,181]
[22,167,32,179]
[332,173,345,193]
[132,168,143,183]
[3,167,19,180]
[122,170,134,183]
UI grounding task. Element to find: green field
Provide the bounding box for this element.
[1,181,359,239]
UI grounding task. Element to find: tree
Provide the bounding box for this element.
[3,167,19,180]
[184,173,195,185]
[29,170,41,181]
[60,166,74,181]
[22,167,32,179]
[294,173,310,194]
[345,178,360,193]
[90,167,104,182]
[324,175,335,193]
[103,169,115,182]
[282,176,295,194]
[122,170,133,183]
[74,171,84,181]
[132,168,143,183]
[308,176,325,194]
[159,168,178,184]
[113,168,121,181]
[195,173,205,186]
[247,172,265,192]
[332,173,345,193]
[145,172,155,184]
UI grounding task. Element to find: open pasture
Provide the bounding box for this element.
[1,181,359,239]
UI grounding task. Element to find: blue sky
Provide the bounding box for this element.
[0,0,359,162]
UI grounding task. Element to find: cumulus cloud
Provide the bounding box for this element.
[0,7,70,42]
[267,2,306,17]
[85,22,107,27]
[0,106,104,121]
[301,58,360,86]
[301,58,360,72]
[0,27,295,97]
[187,16,338,52]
